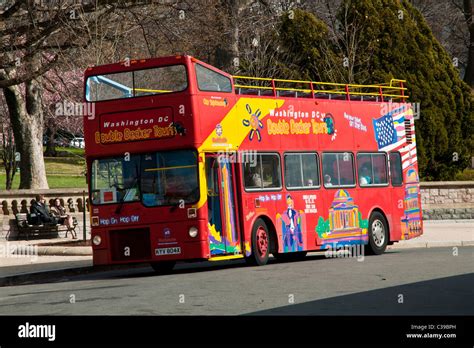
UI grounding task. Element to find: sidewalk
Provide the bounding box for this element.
[0,237,92,279]
[0,220,472,282]
[389,219,474,249]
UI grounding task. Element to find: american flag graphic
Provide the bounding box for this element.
[373,105,417,169]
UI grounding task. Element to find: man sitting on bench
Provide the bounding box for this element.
[31,194,58,225]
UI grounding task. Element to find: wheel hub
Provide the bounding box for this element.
[372,220,385,247]
[256,227,268,256]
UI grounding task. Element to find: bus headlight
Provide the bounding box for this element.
[92,235,102,246]
[188,226,198,238]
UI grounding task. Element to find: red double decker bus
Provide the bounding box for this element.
[83,55,422,272]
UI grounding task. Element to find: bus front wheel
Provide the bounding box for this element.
[246,219,270,266]
[150,261,176,274]
[366,212,388,255]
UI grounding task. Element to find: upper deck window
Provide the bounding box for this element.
[85,65,188,102]
[195,63,232,92]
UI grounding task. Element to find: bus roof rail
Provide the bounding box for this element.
[232,75,408,102]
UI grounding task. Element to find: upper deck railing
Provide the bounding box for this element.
[232,76,408,102]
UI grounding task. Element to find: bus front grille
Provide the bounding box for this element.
[110,228,151,261]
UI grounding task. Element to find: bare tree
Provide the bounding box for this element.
[461,0,474,87]
[0,95,18,190]
[0,0,141,189]
[411,0,471,86]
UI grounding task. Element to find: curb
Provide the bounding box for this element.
[0,266,94,287]
[422,219,474,224]
[37,246,92,256]
[0,262,148,287]
[389,240,473,249]
[11,246,92,256]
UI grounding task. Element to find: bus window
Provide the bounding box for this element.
[357,153,388,186]
[372,154,388,184]
[88,71,133,101]
[285,153,320,189]
[140,150,199,207]
[243,154,281,190]
[91,155,141,205]
[86,65,188,102]
[134,65,187,96]
[243,163,261,188]
[261,154,281,189]
[284,154,302,187]
[357,154,371,185]
[389,152,403,186]
[322,153,337,187]
[322,152,355,188]
[339,152,355,186]
[195,64,232,92]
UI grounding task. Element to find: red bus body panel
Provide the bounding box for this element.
[84,55,422,265]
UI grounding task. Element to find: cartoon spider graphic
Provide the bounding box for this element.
[242,104,263,141]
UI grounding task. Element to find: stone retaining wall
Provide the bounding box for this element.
[420,181,473,220]
[0,183,472,240]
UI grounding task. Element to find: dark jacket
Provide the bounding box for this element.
[30,201,57,224]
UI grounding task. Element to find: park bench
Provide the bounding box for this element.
[15,213,78,240]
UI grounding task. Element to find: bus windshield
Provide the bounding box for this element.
[90,150,199,207]
[141,150,199,207]
[85,64,188,102]
[91,155,141,205]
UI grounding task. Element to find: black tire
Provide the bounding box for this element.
[274,251,307,262]
[245,218,270,266]
[150,261,176,274]
[365,211,389,255]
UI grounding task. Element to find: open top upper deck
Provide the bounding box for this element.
[84,54,408,103]
[83,55,411,158]
[234,76,407,102]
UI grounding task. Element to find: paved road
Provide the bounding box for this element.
[0,246,472,315]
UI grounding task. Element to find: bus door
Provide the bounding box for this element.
[205,154,242,256]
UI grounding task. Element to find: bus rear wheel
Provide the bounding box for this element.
[246,219,270,266]
[150,261,176,274]
[366,212,388,255]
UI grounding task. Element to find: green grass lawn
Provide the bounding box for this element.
[53,146,85,157]
[44,157,85,175]
[1,147,87,189]
[0,173,86,189]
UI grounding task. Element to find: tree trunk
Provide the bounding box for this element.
[2,81,49,189]
[5,163,13,190]
[215,0,249,72]
[1,127,17,190]
[44,124,57,157]
[463,0,474,87]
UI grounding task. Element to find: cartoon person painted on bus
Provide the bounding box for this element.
[324,113,335,135]
[277,195,304,252]
[216,123,223,137]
